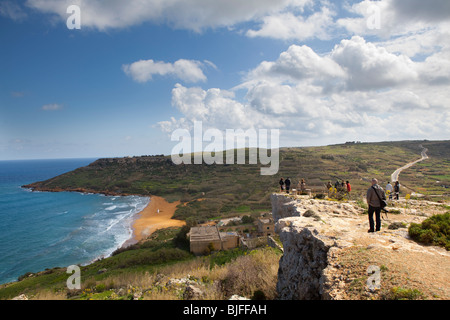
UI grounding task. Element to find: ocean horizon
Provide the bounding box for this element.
[0,158,149,285]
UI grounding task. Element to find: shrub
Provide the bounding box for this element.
[408,212,450,250]
[321,155,335,161]
[385,287,425,300]
[388,222,407,230]
[220,249,279,299]
[209,248,247,269]
[174,225,191,250]
[241,215,254,224]
[95,283,107,293]
[18,272,34,282]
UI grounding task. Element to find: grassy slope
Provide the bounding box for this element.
[0,227,282,300]
[3,140,449,299]
[24,141,450,223]
[394,141,450,198]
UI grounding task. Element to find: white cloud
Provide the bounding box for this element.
[158,37,450,146]
[243,44,345,86]
[331,36,418,91]
[337,0,450,41]
[390,0,450,23]
[25,0,312,32]
[21,0,450,49]
[0,0,27,21]
[42,103,63,111]
[20,0,450,146]
[246,4,335,41]
[122,59,208,83]
[157,83,283,134]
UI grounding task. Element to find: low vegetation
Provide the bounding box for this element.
[408,212,450,250]
[382,287,425,300]
[0,227,282,300]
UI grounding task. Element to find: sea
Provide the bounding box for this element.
[0,158,150,285]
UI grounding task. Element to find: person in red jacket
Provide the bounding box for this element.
[346,181,351,193]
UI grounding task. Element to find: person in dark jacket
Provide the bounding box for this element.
[285,177,291,194]
[279,178,285,192]
[394,181,400,200]
[366,178,386,233]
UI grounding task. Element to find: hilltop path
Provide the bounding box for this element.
[391,145,429,183]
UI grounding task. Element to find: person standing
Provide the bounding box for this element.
[285,177,291,194]
[346,181,351,193]
[334,180,340,189]
[300,179,306,193]
[279,178,285,192]
[386,182,394,200]
[366,178,386,233]
[394,181,400,200]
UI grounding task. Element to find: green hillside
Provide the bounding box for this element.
[3,140,449,300]
[24,140,450,223]
[0,227,282,300]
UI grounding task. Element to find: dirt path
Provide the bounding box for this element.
[391,145,429,183]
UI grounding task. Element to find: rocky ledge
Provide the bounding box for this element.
[271,193,450,300]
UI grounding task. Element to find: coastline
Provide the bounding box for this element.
[22,183,186,251]
[123,195,185,247]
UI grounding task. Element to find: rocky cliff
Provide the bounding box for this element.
[271,193,450,300]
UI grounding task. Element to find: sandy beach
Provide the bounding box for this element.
[129,196,185,243]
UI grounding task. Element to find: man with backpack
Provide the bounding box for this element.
[366,178,387,233]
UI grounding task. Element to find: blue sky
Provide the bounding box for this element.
[1,0,449,160]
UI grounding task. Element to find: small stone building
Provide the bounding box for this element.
[189,226,239,255]
[257,218,274,236]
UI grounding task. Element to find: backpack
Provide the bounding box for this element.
[372,186,388,212]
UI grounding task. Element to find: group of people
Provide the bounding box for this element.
[327,180,351,193]
[385,181,401,200]
[279,177,307,194]
[277,176,403,234]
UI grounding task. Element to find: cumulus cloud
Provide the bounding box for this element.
[158,83,283,133]
[337,0,450,41]
[21,0,450,50]
[416,48,450,85]
[159,36,450,146]
[122,59,208,83]
[21,0,449,145]
[331,36,418,91]
[242,44,345,87]
[25,0,312,32]
[390,0,450,23]
[246,4,335,41]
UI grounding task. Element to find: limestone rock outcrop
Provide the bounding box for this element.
[272,193,450,300]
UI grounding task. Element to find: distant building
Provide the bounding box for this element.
[257,218,274,236]
[189,226,239,256]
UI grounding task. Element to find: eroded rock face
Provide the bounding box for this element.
[276,222,331,300]
[273,194,360,300]
[271,193,450,300]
